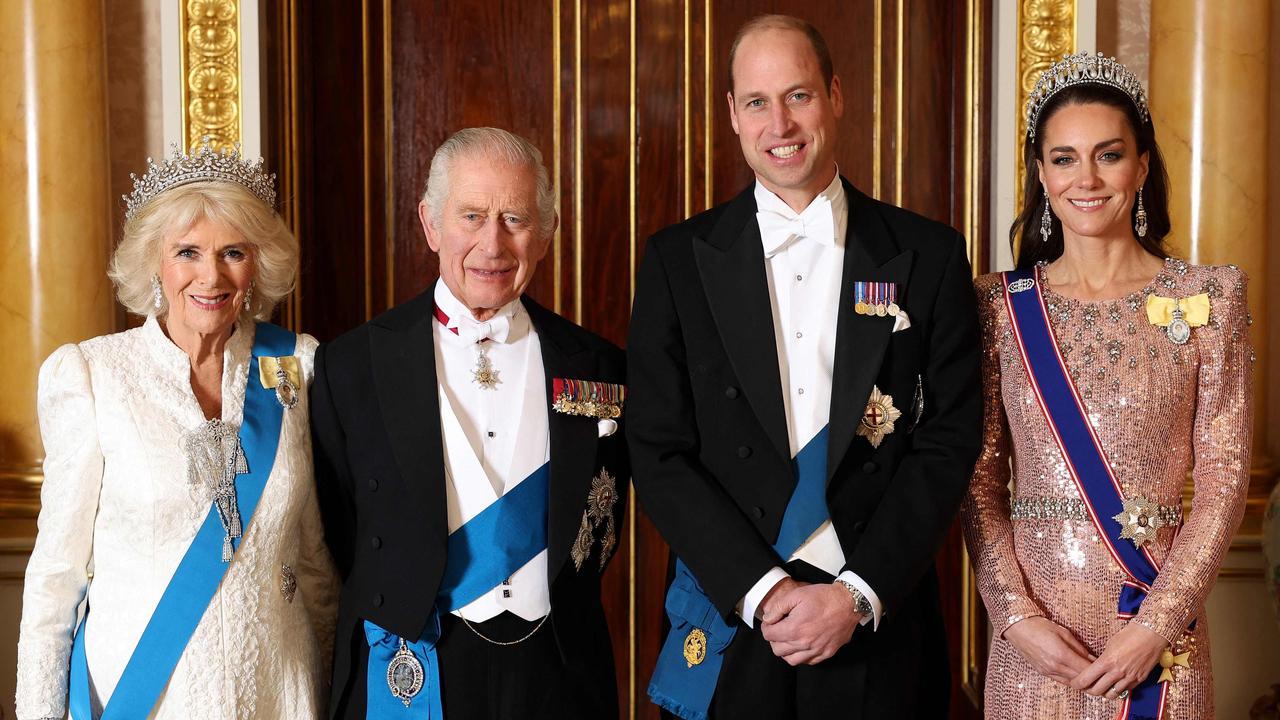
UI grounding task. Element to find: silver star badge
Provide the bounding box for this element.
[856,386,902,449]
[1111,495,1167,549]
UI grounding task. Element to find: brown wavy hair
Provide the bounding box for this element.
[1010,83,1171,269]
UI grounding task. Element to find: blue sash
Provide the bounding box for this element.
[1003,269,1172,719]
[648,427,830,720]
[68,322,296,720]
[364,462,550,719]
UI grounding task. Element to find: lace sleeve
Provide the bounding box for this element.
[16,345,104,720]
[293,334,340,681]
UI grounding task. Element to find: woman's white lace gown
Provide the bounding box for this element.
[16,317,339,720]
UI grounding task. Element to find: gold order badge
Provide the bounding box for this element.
[1158,648,1191,684]
[683,628,707,668]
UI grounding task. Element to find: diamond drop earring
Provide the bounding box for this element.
[151,275,164,310]
[1040,190,1053,242]
[1134,188,1148,238]
[242,281,254,312]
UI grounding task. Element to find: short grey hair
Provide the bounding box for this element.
[421,127,557,237]
[109,181,298,320]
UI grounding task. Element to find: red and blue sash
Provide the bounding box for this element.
[1002,268,1171,718]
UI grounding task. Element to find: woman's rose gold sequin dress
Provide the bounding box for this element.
[964,259,1252,719]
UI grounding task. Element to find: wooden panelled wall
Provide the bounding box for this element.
[263,1,991,717]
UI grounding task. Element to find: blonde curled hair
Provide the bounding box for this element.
[109,181,298,321]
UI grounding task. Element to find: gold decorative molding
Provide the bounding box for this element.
[181,0,242,152]
[1015,0,1075,213]
[959,0,987,706]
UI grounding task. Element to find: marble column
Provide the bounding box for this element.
[0,0,115,517]
[1150,0,1273,536]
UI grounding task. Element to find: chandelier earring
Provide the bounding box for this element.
[151,275,164,310]
[1134,188,1148,238]
[242,281,254,312]
[1040,190,1053,242]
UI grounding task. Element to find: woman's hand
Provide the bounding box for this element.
[1003,616,1097,685]
[1070,622,1168,700]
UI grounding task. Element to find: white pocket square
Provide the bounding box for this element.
[892,310,912,333]
[597,419,618,437]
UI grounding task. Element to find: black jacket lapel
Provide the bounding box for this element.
[693,187,791,462]
[523,298,598,582]
[827,182,915,480]
[369,292,449,540]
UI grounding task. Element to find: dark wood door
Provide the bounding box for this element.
[263,2,991,716]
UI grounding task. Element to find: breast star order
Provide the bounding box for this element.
[856,385,902,449]
[1111,495,1167,549]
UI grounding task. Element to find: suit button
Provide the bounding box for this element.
[373,593,384,607]
[371,536,382,549]
[752,506,765,519]
[862,461,878,473]
[725,386,739,399]
[853,521,867,532]
[737,446,752,459]
[368,477,379,491]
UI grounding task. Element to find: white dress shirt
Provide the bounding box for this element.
[738,171,884,630]
[432,281,551,622]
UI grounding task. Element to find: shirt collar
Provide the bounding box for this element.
[432,279,528,343]
[752,168,844,222]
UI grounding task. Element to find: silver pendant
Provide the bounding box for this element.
[274,367,299,409]
[386,638,424,707]
[471,345,501,390]
[182,419,248,562]
[1166,307,1191,345]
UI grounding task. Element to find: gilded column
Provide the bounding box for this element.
[182,0,242,151]
[0,1,115,517]
[1150,0,1273,537]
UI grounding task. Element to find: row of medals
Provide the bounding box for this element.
[854,301,901,317]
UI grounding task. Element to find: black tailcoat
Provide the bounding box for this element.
[627,180,982,717]
[310,291,628,719]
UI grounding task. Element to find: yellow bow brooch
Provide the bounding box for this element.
[1145,293,1209,346]
[258,356,302,409]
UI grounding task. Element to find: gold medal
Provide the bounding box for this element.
[875,303,887,317]
[887,302,900,317]
[1158,648,1191,684]
[855,301,868,315]
[683,628,707,668]
[856,385,902,448]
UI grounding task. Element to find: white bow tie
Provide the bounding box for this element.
[756,195,836,257]
[455,313,511,344]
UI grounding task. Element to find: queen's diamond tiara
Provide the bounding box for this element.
[123,138,277,221]
[1025,52,1149,140]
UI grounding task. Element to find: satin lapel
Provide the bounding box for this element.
[369,307,448,538]
[827,183,915,480]
[693,188,791,462]
[523,299,597,581]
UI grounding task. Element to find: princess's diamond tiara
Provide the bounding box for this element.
[1025,52,1149,140]
[123,138,277,221]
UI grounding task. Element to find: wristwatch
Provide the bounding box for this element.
[835,579,874,617]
